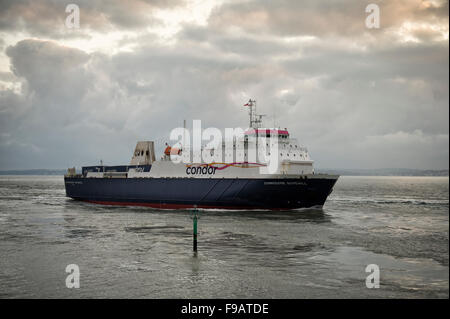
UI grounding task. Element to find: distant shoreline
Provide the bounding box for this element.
[317,168,449,177]
[0,168,448,177]
[0,169,67,176]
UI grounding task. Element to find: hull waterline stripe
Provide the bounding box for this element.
[82,199,294,211]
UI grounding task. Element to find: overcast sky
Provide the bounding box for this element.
[0,0,448,170]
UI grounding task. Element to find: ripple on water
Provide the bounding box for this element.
[0,175,448,298]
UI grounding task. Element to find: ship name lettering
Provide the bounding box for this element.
[186,166,218,175]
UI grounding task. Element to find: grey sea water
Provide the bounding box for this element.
[0,175,448,298]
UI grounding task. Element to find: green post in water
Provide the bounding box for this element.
[193,209,198,252]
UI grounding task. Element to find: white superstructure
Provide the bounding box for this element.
[154,99,316,178]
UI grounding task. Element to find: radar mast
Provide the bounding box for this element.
[246,99,265,128]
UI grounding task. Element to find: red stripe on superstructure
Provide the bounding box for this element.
[244,129,289,135]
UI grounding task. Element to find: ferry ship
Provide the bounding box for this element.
[64,100,338,210]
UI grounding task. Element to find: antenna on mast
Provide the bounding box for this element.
[244,99,265,128]
[273,104,277,128]
[183,119,186,151]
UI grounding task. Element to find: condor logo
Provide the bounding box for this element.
[186,165,217,175]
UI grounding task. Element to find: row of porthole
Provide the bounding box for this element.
[265,143,298,147]
[283,153,305,157]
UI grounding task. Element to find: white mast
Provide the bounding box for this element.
[247,99,264,128]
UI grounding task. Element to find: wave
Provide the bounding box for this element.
[329,196,449,206]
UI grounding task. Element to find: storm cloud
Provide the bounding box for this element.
[0,0,448,169]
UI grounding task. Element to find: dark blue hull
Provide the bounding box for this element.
[64,176,338,210]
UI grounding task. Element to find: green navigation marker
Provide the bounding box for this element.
[192,207,198,253]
